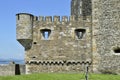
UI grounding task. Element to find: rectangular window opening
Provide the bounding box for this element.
[75,29,86,39]
[40,29,51,40]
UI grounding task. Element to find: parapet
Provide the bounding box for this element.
[33,15,91,23]
[16,13,91,23]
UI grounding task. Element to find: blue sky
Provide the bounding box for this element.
[0,0,71,60]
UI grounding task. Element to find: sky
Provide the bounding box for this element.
[0,0,71,60]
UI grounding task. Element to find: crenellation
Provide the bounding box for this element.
[34,16,38,21]
[32,16,92,24]
[35,15,93,24]
[38,16,44,21]
[62,16,68,22]
[45,16,52,22]
[53,16,60,22]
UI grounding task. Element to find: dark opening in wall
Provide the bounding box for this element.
[75,29,86,39]
[33,42,37,44]
[114,47,120,53]
[41,29,51,40]
[32,56,36,59]
[15,64,20,75]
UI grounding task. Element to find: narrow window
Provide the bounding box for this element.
[41,29,51,40]
[75,29,86,39]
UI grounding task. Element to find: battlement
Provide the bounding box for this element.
[16,13,91,23]
[33,15,91,23]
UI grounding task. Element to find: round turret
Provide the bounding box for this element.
[16,13,34,50]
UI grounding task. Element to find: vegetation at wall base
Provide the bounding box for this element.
[0,73,119,80]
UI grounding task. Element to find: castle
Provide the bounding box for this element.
[16,0,120,74]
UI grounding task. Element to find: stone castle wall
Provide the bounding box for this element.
[15,0,120,74]
[16,14,92,74]
[92,0,120,74]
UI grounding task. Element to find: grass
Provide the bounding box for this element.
[0,73,120,80]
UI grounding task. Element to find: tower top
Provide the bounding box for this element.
[16,13,34,16]
[71,0,92,19]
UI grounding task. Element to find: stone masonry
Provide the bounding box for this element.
[16,0,120,74]
[92,0,120,74]
[16,14,92,74]
[0,62,25,76]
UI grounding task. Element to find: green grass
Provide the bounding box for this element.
[0,73,119,80]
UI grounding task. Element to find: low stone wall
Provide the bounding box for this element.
[0,64,15,76]
[0,63,25,76]
[19,65,25,75]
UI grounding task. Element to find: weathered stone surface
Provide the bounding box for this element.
[71,0,92,18]
[16,14,92,74]
[92,0,120,74]
[16,0,120,74]
[0,64,15,76]
[0,63,25,76]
